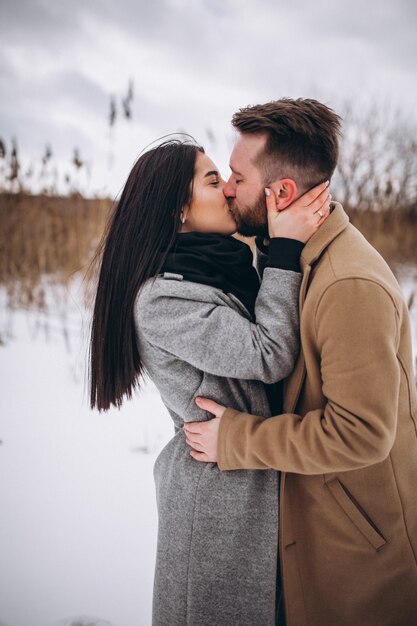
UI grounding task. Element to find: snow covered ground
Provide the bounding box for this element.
[0,265,416,626]
[0,279,173,626]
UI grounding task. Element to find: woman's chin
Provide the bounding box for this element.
[218,228,237,236]
[215,216,238,235]
[217,226,237,236]
[226,220,238,235]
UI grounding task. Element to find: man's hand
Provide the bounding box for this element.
[183,397,227,462]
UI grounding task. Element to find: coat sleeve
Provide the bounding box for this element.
[137,268,301,384]
[217,278,401,473]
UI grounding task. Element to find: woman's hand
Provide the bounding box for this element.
[267,181,331,243]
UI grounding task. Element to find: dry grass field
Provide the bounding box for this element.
[347,207,417,263]
[0,191,416,315]
[0,192,112,311]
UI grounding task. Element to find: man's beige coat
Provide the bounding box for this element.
[218,203,417,626]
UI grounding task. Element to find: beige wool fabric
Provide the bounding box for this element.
[218,202,417,626]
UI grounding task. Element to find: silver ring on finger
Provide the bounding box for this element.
[317,210,323,218]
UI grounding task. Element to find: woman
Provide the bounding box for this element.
[89,138,330,626]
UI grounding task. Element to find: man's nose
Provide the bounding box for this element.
[223,179,235,198]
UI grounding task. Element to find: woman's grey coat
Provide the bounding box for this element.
[134,266,301,626]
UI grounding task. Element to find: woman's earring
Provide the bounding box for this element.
[180,212,186,224]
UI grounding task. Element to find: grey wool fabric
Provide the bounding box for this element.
[134,266,301,626]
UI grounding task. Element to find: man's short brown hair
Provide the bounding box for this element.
[232,98,342,192]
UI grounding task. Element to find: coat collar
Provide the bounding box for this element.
[300,201,349,272]
[283,202,349,413]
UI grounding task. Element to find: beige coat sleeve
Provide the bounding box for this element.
[217,278,401,474]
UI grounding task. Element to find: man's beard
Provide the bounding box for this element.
[227,189,268,238]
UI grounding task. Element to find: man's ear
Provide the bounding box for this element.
[270,179,298,210]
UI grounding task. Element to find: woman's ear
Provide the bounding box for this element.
[271,179,298,210]
[180,204,190,224]
[179,204,190,232]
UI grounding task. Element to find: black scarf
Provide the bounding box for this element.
[161,232,260,318]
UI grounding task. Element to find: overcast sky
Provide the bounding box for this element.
[1,0,416,196]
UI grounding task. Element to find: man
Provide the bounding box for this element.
[184,98,417,626]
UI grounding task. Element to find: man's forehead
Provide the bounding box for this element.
[230,133,267,166]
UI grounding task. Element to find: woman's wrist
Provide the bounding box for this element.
[265,237,305,273]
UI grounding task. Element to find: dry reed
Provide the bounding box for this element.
[0,192,112,310]
[0,192,416,313]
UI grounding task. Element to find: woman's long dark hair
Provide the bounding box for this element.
[89,138,204,411]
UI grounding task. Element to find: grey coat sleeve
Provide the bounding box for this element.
[137,268,301,384]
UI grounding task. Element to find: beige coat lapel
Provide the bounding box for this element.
[283,203,349,413]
